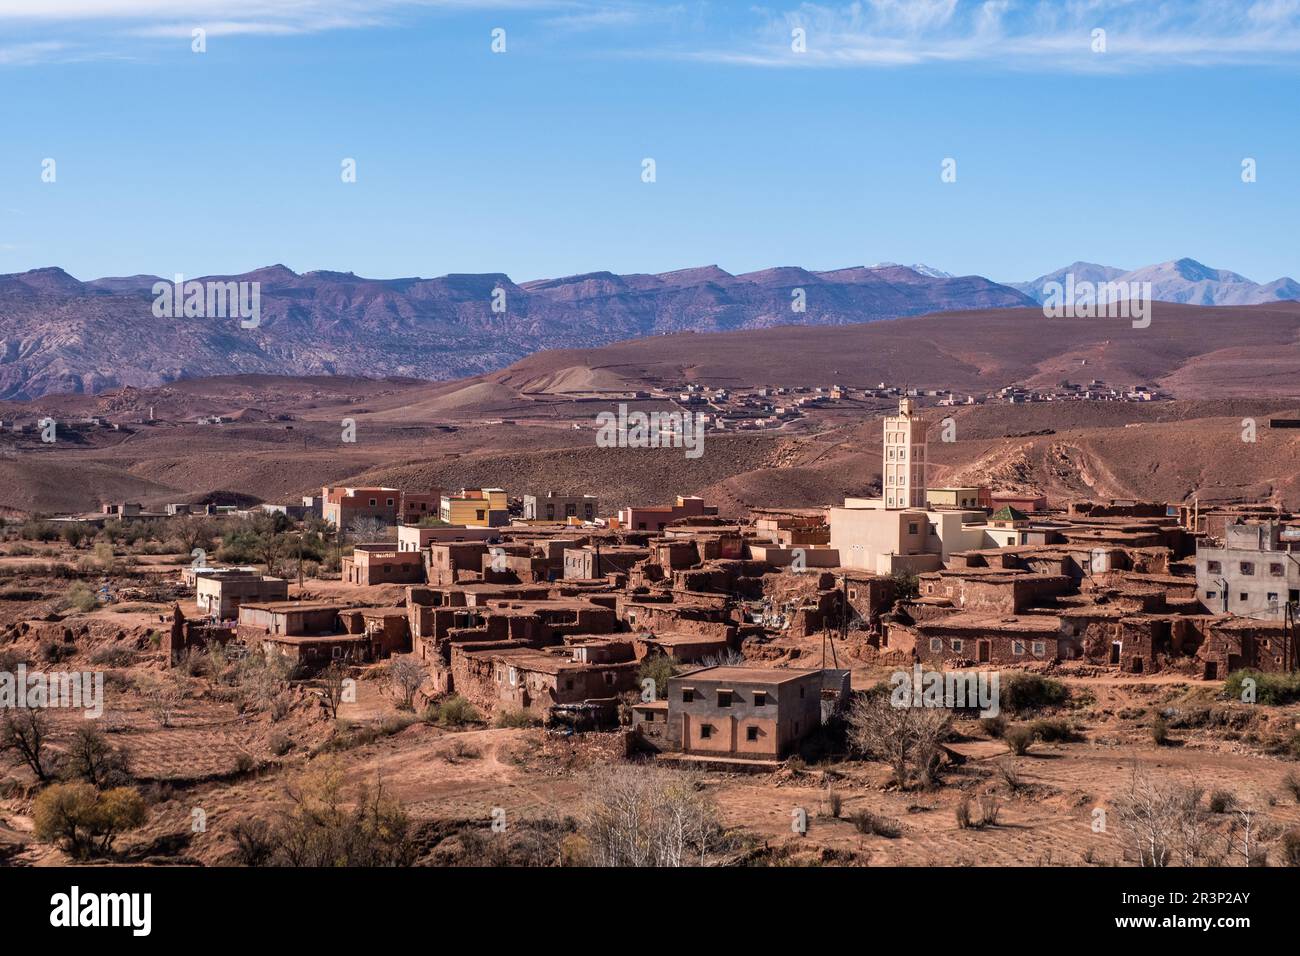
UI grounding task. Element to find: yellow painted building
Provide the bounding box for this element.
[440,488,508,527]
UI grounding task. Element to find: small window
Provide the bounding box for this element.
[753,691,767,706]
[1012,640,1025,656]
[1206,591,1217,600]
[682,688,694,703]
[369,498,377,507]
[951,639,963,653]
[699,724,713,740]
[1267,593,1279,604]
[717,691,731,707]
[908,523,919,534]
[1239,593,1248,602]
[1270,563,1284,576]
[1206,560,1221,574]
[1032,641,1046,657]
[386,498,394,507]
[746,727,759,742]
[1240,562,1255,575]
[930,637,942,652]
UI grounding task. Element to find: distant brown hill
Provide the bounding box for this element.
[1,301,1299,516]
[0,262,1031,400]
[491,300,1300,399]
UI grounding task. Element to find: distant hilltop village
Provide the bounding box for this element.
[52,398,1298,766]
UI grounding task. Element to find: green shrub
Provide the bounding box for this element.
[33,783,147,859]
[1004,725,1034,756]
[1284,771,1300,803]
[1029,718,1075,743]
[636,654,678,701]
[999,672,1068,714]
[40,637,76,664]
[955,796,973,829]
[66,583,98,613]
[1209,789,1235,813]
[980,715,1007,738]
[424,695,481,728]
[851,809,900,837]
[493,708,541,729]
[1224,669,1300,706]
[1151,715,1170,746]
[1282,829,1300,867]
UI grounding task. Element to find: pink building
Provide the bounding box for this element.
[615,496,718,533]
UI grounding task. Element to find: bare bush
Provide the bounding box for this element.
[319,663,350,720]
[136,670,185,728]
[847,694,951,788]
[387,657,427,712]
[582,765,722,867]
[60,725,132,789]
[0,709,54,781]
[1112,766,1210,867]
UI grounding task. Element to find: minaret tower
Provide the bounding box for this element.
[882,397,929,509]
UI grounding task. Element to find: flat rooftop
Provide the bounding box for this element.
[240,601,346,613]
[675,665,820,684]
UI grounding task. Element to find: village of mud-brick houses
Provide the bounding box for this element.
[150,400,1299,766]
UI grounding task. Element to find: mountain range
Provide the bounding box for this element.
[0,263,1028,400]
[0,257,1294,400]
[1010,257,1300,306]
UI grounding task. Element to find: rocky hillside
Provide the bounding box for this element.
[0,263,1031,399]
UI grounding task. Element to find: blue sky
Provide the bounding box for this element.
[1,0,1298,285]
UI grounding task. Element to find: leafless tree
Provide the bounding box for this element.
[348,516,389,543]
[582,765,721,867]
[173,515,213,555]
[319,663,349,719]
[847,693,951,788]
[0,709,54,782]
[236,649,292,718]
[61,725,132,788]
[387,657,426,711]
[699,648,746,668]
[1228,805,1277,867]
[137,671,185,728]
[1112,765,1210,867]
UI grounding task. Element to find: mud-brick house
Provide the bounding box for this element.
[341,545,425,586]
[426,542,491,586]
[1196,618,1295,679]
[913,612,1069,665]
[237,601,408,667]
[339,608,412,657]
[444,640,640,716]
[194,570,288,619]
[660,666,825,761]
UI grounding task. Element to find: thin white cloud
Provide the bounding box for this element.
[0,40,69,64]
[678,0,1300,71]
